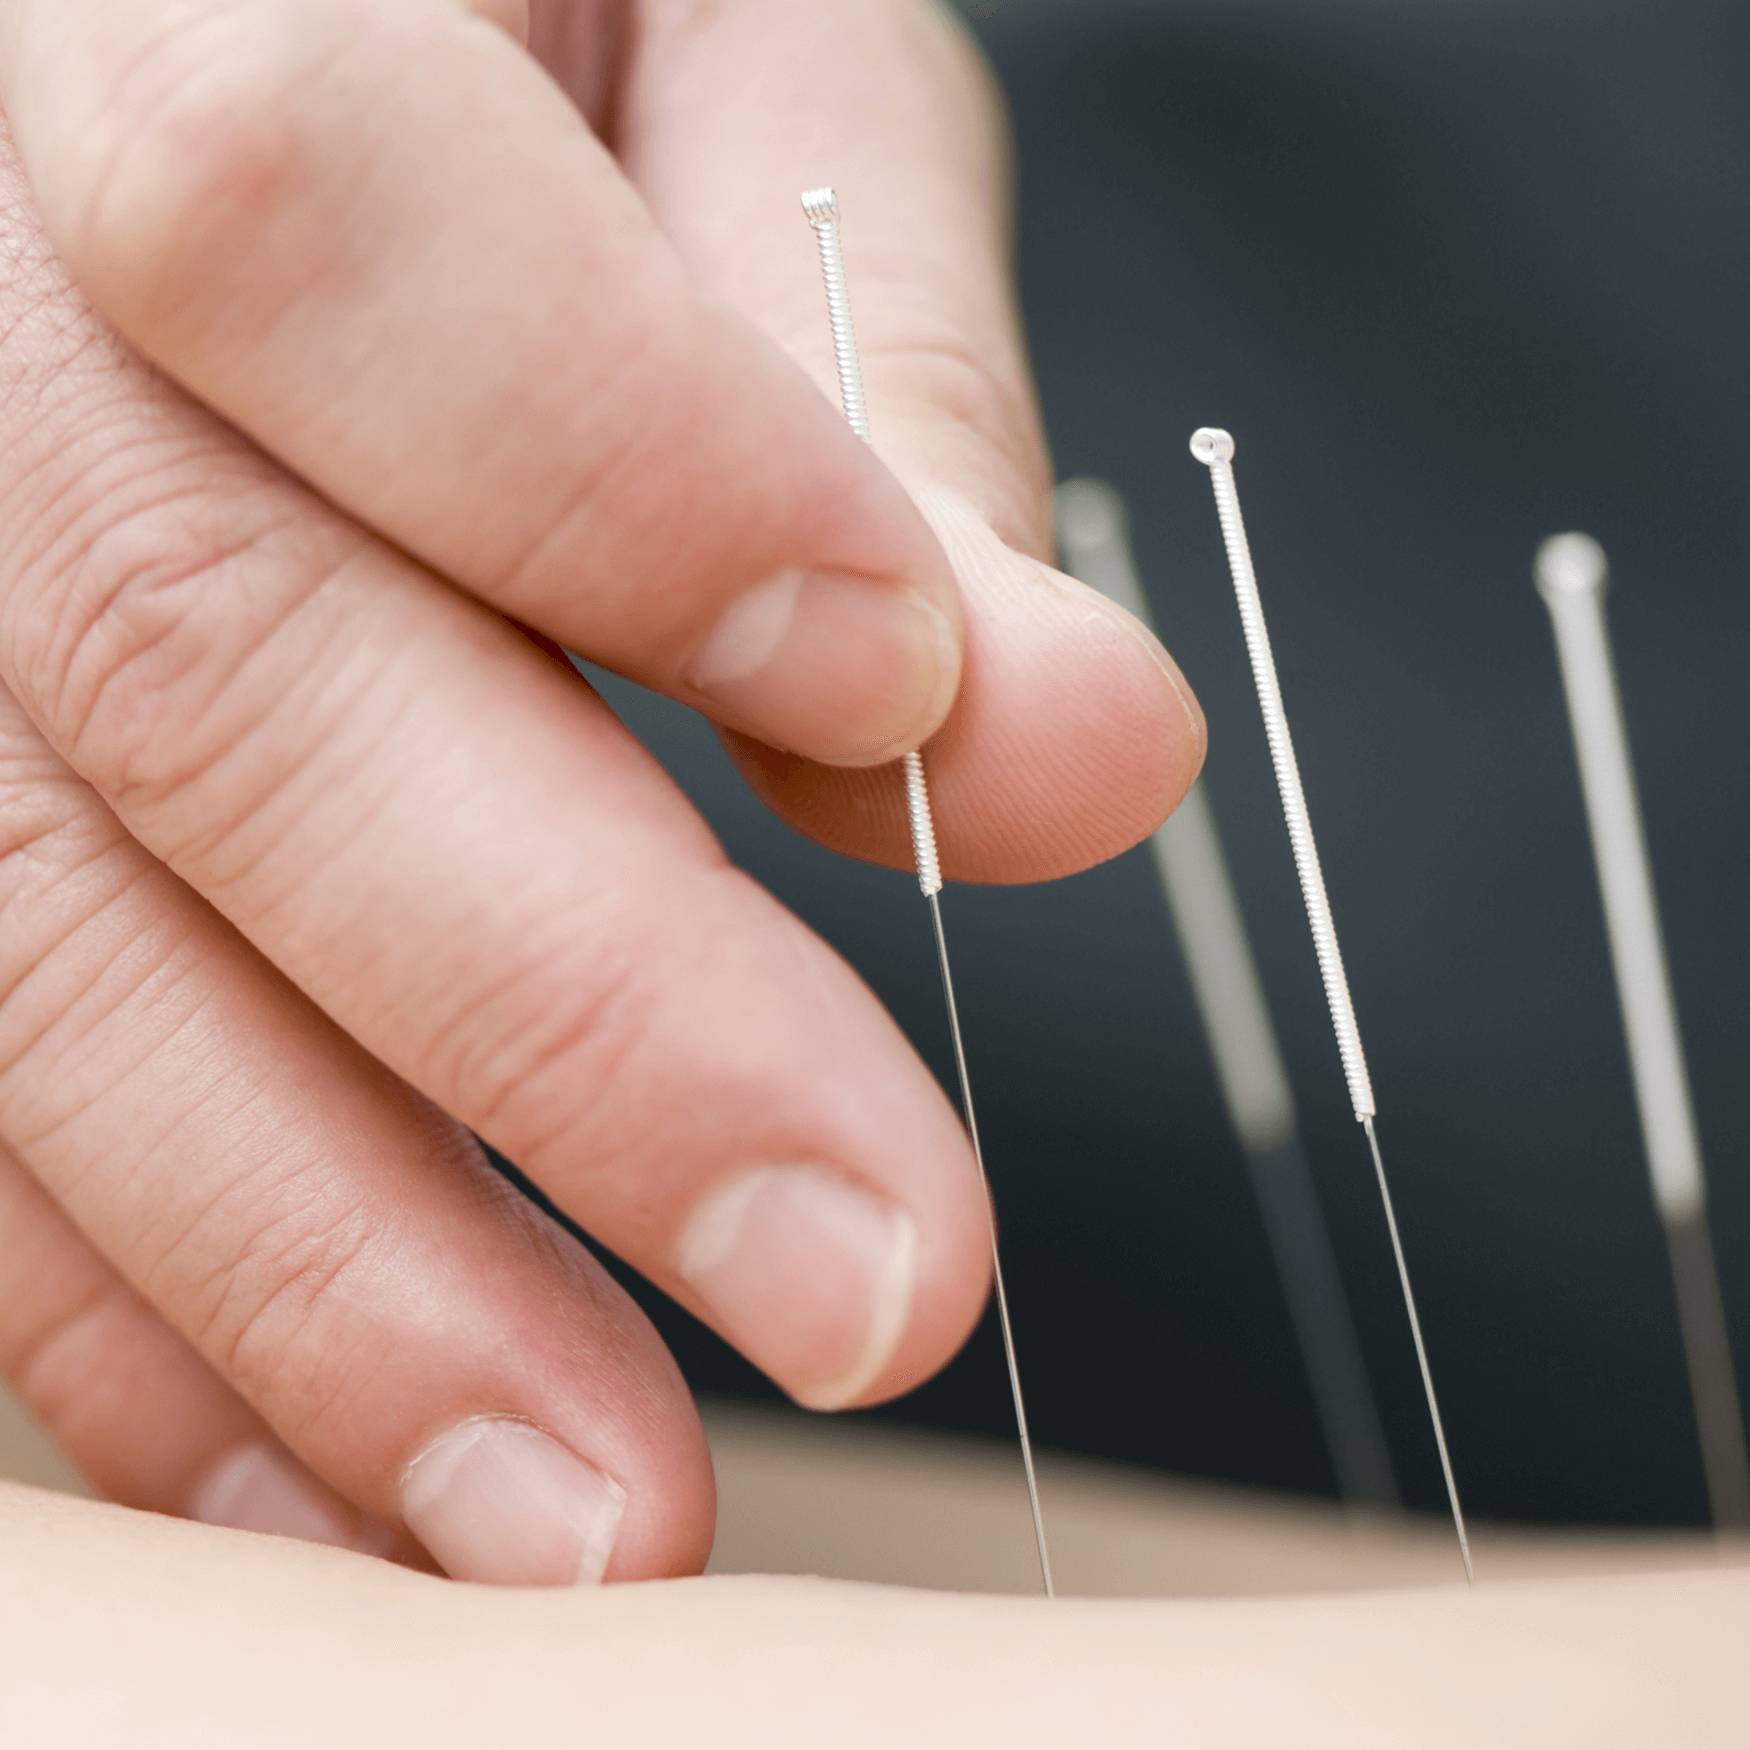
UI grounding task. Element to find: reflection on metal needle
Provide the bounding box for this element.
[1190,428,1473,1582]
[1055,478,1398,1508]
[1535,533,1750,1529]
[802,187,1054,1595]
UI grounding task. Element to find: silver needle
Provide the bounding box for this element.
[1056,478,1398,1508]
[1535,532,1750,1528]
[1190,427,1473,1582]
[802,186,1054,1595]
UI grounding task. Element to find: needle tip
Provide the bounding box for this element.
[1534,532,1608,602]
[1190,427,1236,465]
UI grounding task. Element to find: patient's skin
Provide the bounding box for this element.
[2,1484,1745,1747]
[0,0,1202,1586]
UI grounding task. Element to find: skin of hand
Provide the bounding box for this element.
[5,1485,1749,1748]
[0,0,1205,1584]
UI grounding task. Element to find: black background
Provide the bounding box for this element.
[502,0,1750,1527]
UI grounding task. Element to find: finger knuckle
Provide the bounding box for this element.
[431,911,661,1157]
[184,1167,377,1404]
[0,693,163,1101]
[0,711,85,879]
[9,469,318,817]
[430,868,782,1191]
[54,4,360,322]
[0,196,357,876]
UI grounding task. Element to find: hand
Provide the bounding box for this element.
[0,0,1203,1583]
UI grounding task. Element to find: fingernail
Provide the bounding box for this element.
[687,569,958,766]
[675,1166,917,1410]
[191,1441,393,1557]
[399,1418,626,1587]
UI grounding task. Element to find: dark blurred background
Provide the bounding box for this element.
[505,0,1750,1526]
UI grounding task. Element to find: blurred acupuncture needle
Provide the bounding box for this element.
[1190,428,1473,1582]
[1055,478,1398,1508]
[802,187,1054,1595]
[1534,533,1750,1528]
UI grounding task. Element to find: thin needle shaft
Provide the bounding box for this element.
[928,891,1054,1594]
[1190,427,1472,1580]
[1366,1117,1473,1580]
[804,186,1054,1594]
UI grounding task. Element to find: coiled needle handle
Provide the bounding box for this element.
[1191,427,1472,1583]
[804,188,1053,1596]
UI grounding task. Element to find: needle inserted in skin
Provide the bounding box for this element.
[1190,428,1473,1583]
[1535,533,1750,1528]
[1056,479,1398,1509]
[802,187,1054,1595]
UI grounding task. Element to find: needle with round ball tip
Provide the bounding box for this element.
[1056,477,1398,1513]
[1190,427,1472,1583]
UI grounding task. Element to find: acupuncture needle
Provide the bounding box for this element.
[1190,427,1473,1582]
[1534,532,1750,1528]
[801,186,1055,1595]
[1055,477,1398,1508]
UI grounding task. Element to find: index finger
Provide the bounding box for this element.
[0,0,963,771]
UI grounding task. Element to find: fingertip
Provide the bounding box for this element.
[398,1417,628,1588]
[840,1196,994,1414]
[674,1167,920,1411]
[1071,568,1208,779]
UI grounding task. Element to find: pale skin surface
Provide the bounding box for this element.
[3,1482,1748,1747]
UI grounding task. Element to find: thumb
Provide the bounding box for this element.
[614,0,1207,882]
